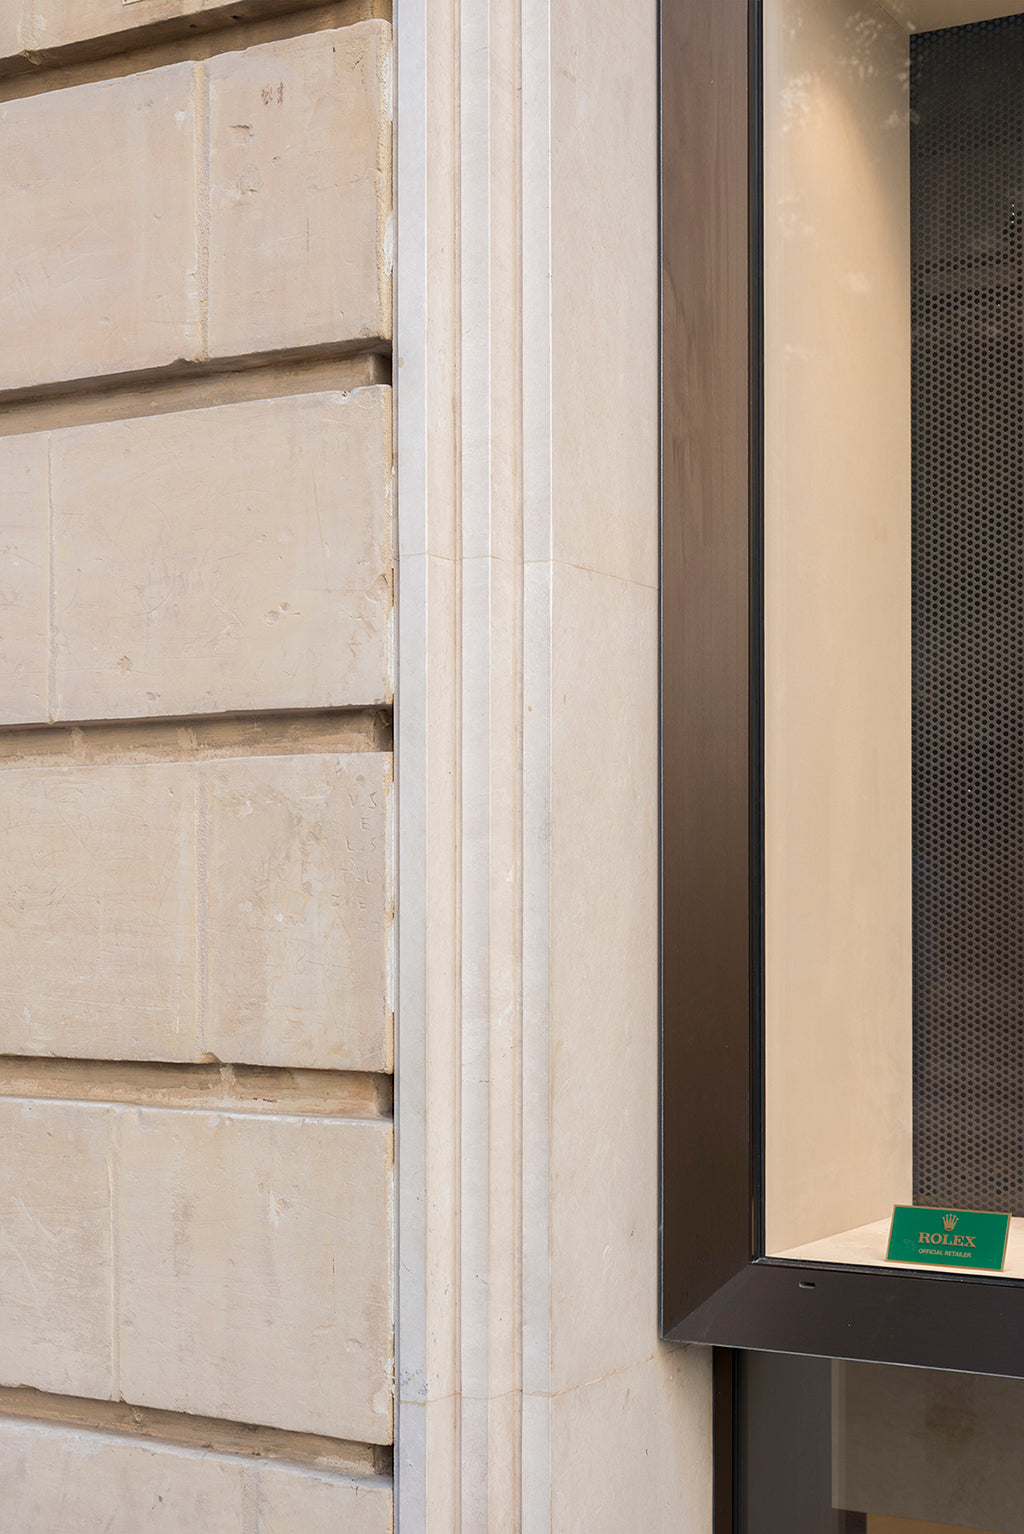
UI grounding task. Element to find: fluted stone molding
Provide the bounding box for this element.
[395,0,714,1527]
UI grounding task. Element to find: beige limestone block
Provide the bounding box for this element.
[0,1100,112,1399]
[0,763,198,1060]
[256,1462,393,1532]
[0,432,48,725]
[549,1352,713,1534]
[549,566,660,1392]
[21,0,292,55]
[208,23,392,358]
[206,752,392,1070]
[51,389,392,721]
[0,65,200,391]
[0,10,22,60]
[118,1110,393,1443]
[0,1421,249,1532]
[550,0,659,590]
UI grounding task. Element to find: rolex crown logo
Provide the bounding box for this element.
[942,1213,959,1230]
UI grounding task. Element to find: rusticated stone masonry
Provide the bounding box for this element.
[0,4,394,1528]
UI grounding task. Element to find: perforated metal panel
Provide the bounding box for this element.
[913,16,1024,1214]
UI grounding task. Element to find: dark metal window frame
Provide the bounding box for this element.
[660,0,1024,1376]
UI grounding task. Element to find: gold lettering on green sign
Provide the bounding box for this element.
[887,1205,1010,1271]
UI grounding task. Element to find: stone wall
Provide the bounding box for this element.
[0,3,393,1527]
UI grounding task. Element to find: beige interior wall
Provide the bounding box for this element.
[764,0,914,1253]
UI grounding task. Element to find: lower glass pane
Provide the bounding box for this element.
[835,1360,1024,1534]
[739,1350,1024,1533]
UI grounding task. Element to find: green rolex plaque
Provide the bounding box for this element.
[886,1205,1010,1271]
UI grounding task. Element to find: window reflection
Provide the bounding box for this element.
[834,1360,1024,1534]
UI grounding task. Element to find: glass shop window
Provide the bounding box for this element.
[741,1350,1024,1533]
[764,0,1024,1273]
[835,1360,1024,1533]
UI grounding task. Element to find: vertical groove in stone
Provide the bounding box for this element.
[108,1106,121,1399]
[44,429,54,722]
[195,57,211,360]
[195,767,211,1058]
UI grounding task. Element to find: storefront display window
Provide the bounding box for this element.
[662,0,1024,1363]
[765,0,1024,1276]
